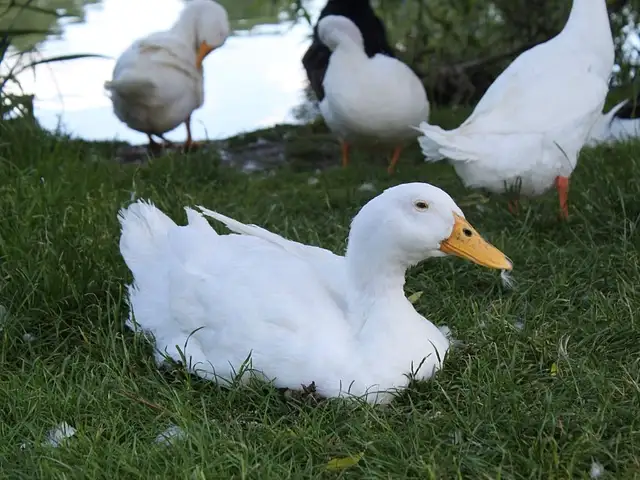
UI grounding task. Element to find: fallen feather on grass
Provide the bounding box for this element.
[22,333,36,342]
[326,452,364,471]
[357,182,375,192]
[558,334,570,360]
[43,422,76,447]
[590,460,604,479]
[154,424,186,446]
[500,270,516,290]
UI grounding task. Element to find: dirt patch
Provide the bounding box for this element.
[113,121,341,172]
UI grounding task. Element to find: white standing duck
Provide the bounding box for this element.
[302,0,397,103]
[105,0,229,152]
[316,15,430,174]
[416,0,614,219]
[119,183,512,404]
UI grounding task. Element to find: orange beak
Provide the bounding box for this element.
[439,213,513,270]
[196,41,215,69]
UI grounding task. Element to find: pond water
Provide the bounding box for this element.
[12,0,323,145]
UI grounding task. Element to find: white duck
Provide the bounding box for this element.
[416,0,614,219]
[119,183,512,404]
[587,95,640,146]
[316,15,430,174]
[105,0,229,152]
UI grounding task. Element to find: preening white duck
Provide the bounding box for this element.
[104,0,229,152]
[416,0,614,219]
[587,95,640,146]
[119,183,512,404]
[302,0,396,103]
[315,15,430,174]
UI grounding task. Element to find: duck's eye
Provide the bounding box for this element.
[414,201,429,211]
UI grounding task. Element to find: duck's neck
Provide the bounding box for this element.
[344,238,415,333]
[343,238,449,387]
[347,252,407,313]
[560,0,614,77]
[171,16,199,51]
[563,0,612,44]
[332,33,368,62]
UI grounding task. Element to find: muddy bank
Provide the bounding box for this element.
[114,121,344,172]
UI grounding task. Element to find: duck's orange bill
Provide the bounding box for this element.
[439,213,512,270]
[196,41,215,69]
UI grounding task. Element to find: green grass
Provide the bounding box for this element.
[1,117,640,479]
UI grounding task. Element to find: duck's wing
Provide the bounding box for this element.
[358,9,395,58]
[120,201,348,382]
[302,38,330,101]
[461,52,609,136]
[197,206,349,311]
[161,210,351,382]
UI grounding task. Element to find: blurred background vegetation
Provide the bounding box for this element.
[1,0,640,123]
[0,0,106,120]
[366,0,640,106]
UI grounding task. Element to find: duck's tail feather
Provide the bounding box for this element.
[197,205,338,263]
[197,206,289,248]
[607,99,630,122]
[184,207,219,234]
[118,200,176,276]
[414,121,481,163]
[586,99,630,146]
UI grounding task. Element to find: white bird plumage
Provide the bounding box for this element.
[118,183,511,404]
[415,0,614,218]
[317,15,430,173]
[104,0,229,151]
[587,97,640,146]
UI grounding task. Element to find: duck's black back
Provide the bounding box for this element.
[302,0,395,102]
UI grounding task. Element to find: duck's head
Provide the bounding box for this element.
[347,182,512,271]
[317,15,365,52]
[172,0,230,69]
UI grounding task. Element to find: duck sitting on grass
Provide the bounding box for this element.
[105,0,229,154]
[119,182,511,404]
[303,5,429,174]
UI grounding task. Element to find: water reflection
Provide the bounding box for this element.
[13,0,321,143]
